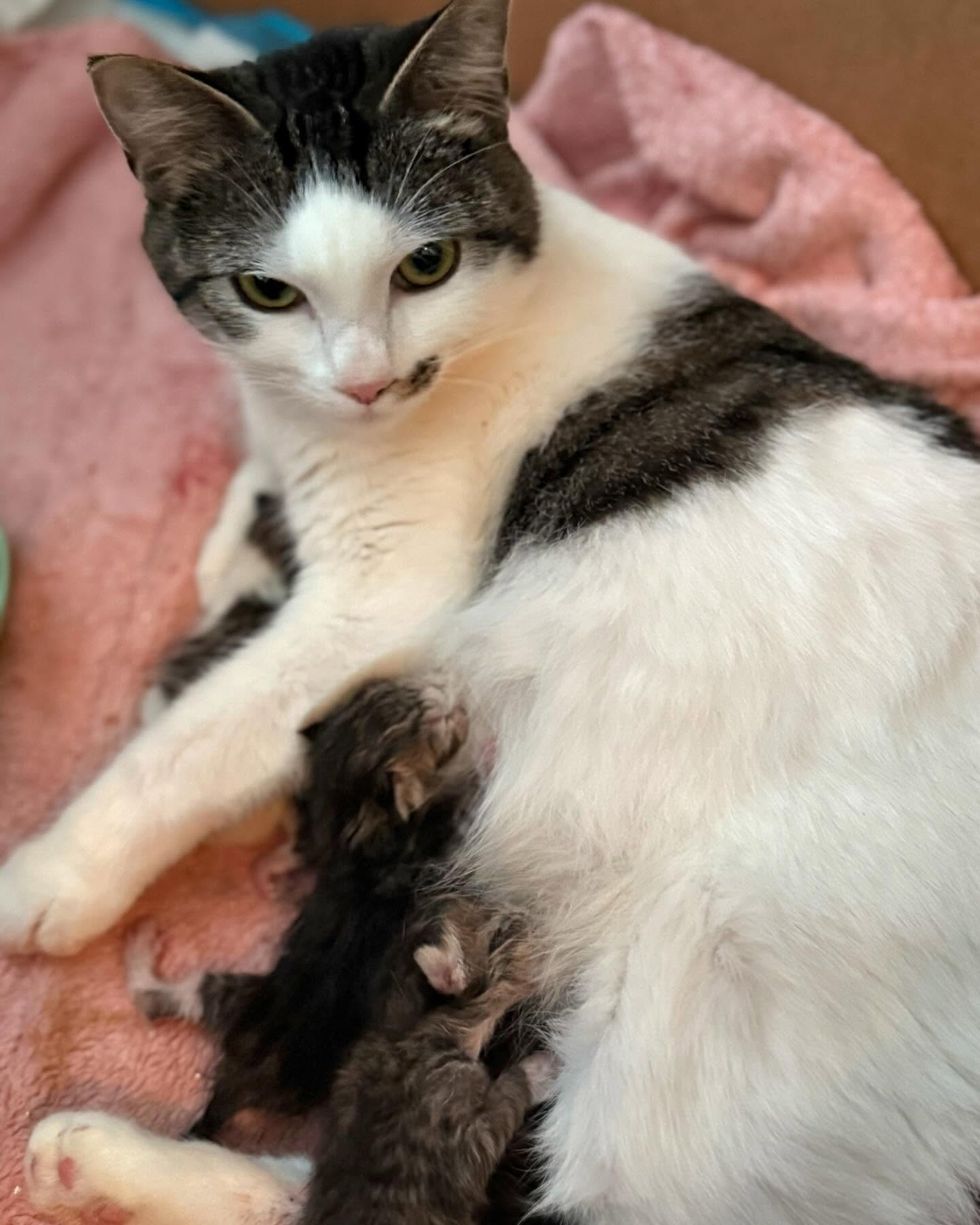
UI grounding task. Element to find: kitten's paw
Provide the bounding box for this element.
[329,675,468,819]
[0,836,113,956]
[124,922,202,1024]
[26,1112,142,1221]
[251,841,314,904]
[520,1051,559,1106]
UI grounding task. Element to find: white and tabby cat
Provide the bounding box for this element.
[11,2,980,1224]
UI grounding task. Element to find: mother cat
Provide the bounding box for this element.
[7,1,980,1222]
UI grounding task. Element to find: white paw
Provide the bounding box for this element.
[196,543,282,629]
[26,1111,145,1220]
[521,1051,559,1106]
[28,1111,306,1225]
[0,832,127,956]
[140,685,170,728]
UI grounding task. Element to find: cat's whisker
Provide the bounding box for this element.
[390,132,431,213]
[400,141,508,215]
[438,375,498,391]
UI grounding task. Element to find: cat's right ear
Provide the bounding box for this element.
[87,54,261,200]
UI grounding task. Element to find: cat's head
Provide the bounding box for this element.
[89,0,538,427]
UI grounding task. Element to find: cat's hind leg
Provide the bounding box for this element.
[195,460,283,623]
[124,920,261,1031]
[26,1110,308,1225]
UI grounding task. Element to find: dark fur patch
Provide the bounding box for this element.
[398,355,441,399]
[155,493,295,702]
[493,280,977,563]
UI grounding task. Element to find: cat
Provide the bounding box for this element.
[13,1,980,1224]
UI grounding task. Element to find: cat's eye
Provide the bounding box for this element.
[233,273,304,311]
[394,240,460,291]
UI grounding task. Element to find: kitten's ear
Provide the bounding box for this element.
[381,0,510,131]
[88,54,261,199]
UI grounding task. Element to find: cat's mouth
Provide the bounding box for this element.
[329,356,443,422]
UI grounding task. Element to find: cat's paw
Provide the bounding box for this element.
[0,835,114,956]
[520,1051,559,1106]
[28,1111,305,1225]
[26,1112,142,1221]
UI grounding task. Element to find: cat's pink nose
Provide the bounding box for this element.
[339,379,391,406]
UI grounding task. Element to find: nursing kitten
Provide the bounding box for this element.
[304,898,555,1225]
[13,1,980,1224]
[127,677,474,1136]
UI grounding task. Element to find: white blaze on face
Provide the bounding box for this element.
[233,175,537,426]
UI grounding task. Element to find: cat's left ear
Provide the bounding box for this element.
[381,0,510,133]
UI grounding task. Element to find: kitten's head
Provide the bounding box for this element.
[89,0,538,427]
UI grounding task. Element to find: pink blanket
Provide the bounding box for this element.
[2,7,978,1220]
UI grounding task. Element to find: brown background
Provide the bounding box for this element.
[200,0,980,287]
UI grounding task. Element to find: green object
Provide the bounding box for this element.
[0,527,8,633]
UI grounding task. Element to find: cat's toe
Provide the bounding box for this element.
[26,1112,137,1221]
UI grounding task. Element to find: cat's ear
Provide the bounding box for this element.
[88,54,262,199]
[381,0,510,132]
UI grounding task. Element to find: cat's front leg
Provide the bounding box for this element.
[26,1111,308,1225]
[0,573,458,955]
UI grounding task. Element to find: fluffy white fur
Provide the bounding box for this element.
[11,172,980,1224]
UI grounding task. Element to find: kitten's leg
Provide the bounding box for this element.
[464,1055,558,1182]
[26,1111,309,1225]
[124,920,261,1030]
[125,920,205,1024]
[250,836,314,903]
[124,924,269,1140]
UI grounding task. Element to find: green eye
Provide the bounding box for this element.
[395,240,460,291]
[233,273,304,311]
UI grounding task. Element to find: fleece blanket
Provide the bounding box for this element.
[2,6,979,1220]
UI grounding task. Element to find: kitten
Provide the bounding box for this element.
[11,1,980,1223]
[126,677,475,1136]
[304,897,556,1225]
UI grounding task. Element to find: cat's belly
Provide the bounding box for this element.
[443,409,980,1224]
